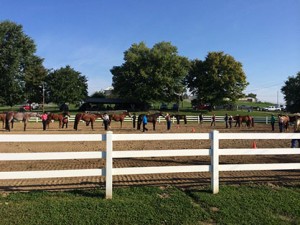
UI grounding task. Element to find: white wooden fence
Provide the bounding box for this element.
[28,115,274,124]
[1,131,300,199]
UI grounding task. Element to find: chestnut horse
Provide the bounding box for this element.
[171,114,187,124]
[109,111,131,128]
[278,115,290,131]
[47,112,71,129]
[137,112,164,131]
[0,113,6,128]
[233,115,254,128]
[73,113,102,130]
[5,111,41,131]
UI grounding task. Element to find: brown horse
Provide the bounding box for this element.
[73,113,102,130]
[137,112,164,131]
[0,113,6,128]
[5,111,41,131]
[109,112,131,128]
[171,114,187,124]
[47,112,71,129]
[233,115,254,128]
[278,115,290,131]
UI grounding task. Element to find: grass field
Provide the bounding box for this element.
[1,185,300,225]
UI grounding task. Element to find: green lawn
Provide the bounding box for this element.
[1,185,299,225]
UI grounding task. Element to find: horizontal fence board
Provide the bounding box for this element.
[0,151,105,161]
[219,133,300,140]
[28,115,277,124]
[111,133,210,141]
[112,165,210,175]
[0,134,105,142]
[220,163,300,171]
[0,169,104,179]
[112,149,210,158]
[220,148,300,155]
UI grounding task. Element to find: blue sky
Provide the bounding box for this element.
[1,0,299,104]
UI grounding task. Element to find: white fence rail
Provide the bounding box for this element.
[1,132,300,199]
[28,115,274,124]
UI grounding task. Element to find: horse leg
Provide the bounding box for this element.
[73,120,78,130]
[24,121,27,131]
[91,121,94,130]
[153,122,156,130]
[5,118,10,131]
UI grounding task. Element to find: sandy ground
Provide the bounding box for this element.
[0,119,299,193]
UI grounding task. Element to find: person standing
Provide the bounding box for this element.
[142,114,148,132]
[270,114,276,131]
[229,115,233,128]
[103,113,110,131]
[132,113,136,128]
[41,112,48,131]
[199,113,203,125]
[211,114,216,126]
[224,113,228,128]
[291,118,300,148]
[165,113,171,130]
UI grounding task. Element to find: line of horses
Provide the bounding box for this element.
[1,111,298,132]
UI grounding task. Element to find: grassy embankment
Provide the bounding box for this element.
[1,185,299,225]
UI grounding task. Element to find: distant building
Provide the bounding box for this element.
[238,97,256,102]
[104,86,113,96]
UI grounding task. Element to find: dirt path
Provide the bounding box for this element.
[0,120,299,192]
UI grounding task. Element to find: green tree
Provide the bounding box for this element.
[246,93,257,99]
[23,55,48,103]
[111,42,190,105]
[186,52,248,107]
[90,91,106,98]
[281,72,300,113]
[47,65,88,105]
[0,20,45,106]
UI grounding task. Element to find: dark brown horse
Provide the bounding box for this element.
[233,115,254,128]
[5,111,41,131]
[171,114,187,124]
[47,112,71,129]
[137,112,164,131]
[73,113,103,130]
[109,112,131,128]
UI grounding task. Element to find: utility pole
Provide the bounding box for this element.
[42,83,45,113]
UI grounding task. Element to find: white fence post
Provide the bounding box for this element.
[266,116,268,124]
[105,131,113,199]
[211,130,219,194]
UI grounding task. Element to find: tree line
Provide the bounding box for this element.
[1,20,299,112]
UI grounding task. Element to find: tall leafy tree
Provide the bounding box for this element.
[281,72,300,113]
[0,20,45,106]
[186,52,248,107]
[23,55,48,103]
[47,65,88,105]
[111,42,190,104]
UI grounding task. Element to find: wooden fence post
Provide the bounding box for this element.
[211,130,219,194]
[105,131,113,199]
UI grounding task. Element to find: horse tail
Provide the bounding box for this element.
[5,113,10,131]
[251,117,254,127]
[73,114,80,130]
